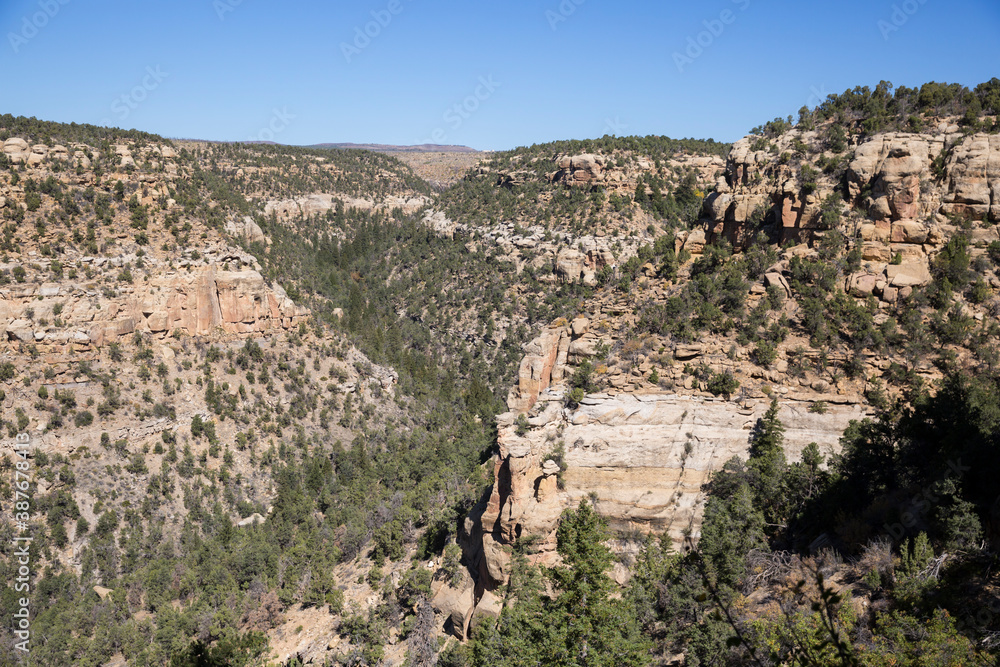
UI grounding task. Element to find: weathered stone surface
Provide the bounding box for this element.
[125,267,308,336]
[265,193,429,219]
[225,215,269,245]
[508,325,565,413]
[763,272,791,298]
[674,343,704,360]
[430,571,476,640]
[890,220,929,244]
[941,133,1000,221]
[848,272,881,297]
[885,262,932,287]
[683,228,706,254]
[467,393,866,587]
[237,513,265,527]
[861,242,891,262]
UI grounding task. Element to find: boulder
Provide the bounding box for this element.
[2,138,28,163]
[763,272,791,298]
[683,228,706,255]
[885,262,932,287]
[224,215,269,245]
[468,591,502,637]
[674,344,704,360]
[237,513,265,527]
[430,574,476,640]
[568,337,599,362]
[848,273,881,297]
[890,220,928,244]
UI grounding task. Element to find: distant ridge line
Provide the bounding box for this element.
[310,142,480,153]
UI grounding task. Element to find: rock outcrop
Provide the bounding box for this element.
[700,128,999,256]
[264,193,429,219]
[225,215,270,246]
[131,267,308,337]
[0,266,307,352]
[466,390,865,586]
[467,320,868,589]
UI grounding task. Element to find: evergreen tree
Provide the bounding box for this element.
[699,482,767,589]
[747,398,787,528]
[473,501,651,667]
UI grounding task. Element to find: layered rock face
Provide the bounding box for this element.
[264,193,429,219]
[424,211,641,287]
[547,152,725,191]
[467,390,864,586]
[702,129,999,251]
[693,128,1000,302]
[0,265,307,352]
[130,267,308,337]
[464,321,867,590]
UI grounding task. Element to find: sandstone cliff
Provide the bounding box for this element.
[462,320,866,591]
[696,124,1000,299]
[462,121,1000,599]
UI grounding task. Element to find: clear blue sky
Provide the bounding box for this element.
[1,0,997,150]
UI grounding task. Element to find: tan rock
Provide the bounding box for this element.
[885,262,932,287]
[889,220,929,244]
[683,228,706,254]
[674,344,704,360]
[763,272,791,298]
[848,273,880,297]
[861,242,891,262]
[466,394,867,585]
[224,215,269,245]
[430,573,476,640]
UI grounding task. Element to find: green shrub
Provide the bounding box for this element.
[706,371,739,397]
[752,341,778,368]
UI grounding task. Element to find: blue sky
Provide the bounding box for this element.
[0,0,997,150]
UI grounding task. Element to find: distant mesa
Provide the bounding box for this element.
[309,142,479,153]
